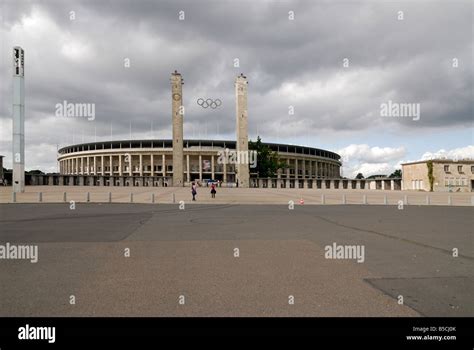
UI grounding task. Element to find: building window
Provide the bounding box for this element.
[471,166,474,173]
[167,165,173,172]
[444,165,450,172]
[458,165,463,173]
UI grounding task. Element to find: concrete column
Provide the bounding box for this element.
[295,158,298,179]
[101,155,104,175]
[211,155,215,180]
[79,176,84,186]
[286,158,290,179]
[235,73,250,187]
[139,154,143,176]
[391,180,395,191]
[223,158,227,183]
[303,179,308,188]
[58,176,64,185]
[199,154,202,180]
[309,161,312,179]
[119,154,122,176]
[186,154,190,183]
[162,154,166,176]
[108,155,112,175]
[151,154,154,176]
[381,180,385,190]
[86,157,90,175]
[69,176,74,186]
[12,47,25,193]
[322,179,327,189]
[356,180,361,189]
[330,179,335,189]
[171,70,184,187]
[93,156,97,175]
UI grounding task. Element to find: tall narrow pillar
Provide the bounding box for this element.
[199,154,202,181]
[139,154,143,176]
[211,155,215,180]
[223,159,227,183]
[235,73,249,188]
[12,46,25,193]
[162,154,166,176]
[186,154,190,183]
[150,154,154,176]
[171,70,184,186]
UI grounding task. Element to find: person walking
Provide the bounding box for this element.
[210,182,217,198]
[191,182,197,201]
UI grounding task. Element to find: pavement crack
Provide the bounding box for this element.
[312,214,474,261]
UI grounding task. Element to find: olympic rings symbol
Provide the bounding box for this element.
[197,98,222,109]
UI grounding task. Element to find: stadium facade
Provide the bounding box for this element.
[57,139,341,188]
[57,71,342,188]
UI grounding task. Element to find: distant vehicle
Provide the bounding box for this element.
[205,179,218,185]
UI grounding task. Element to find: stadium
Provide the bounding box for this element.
[56,71,342,188]
[57,139,342,188]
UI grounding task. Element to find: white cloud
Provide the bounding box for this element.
[420,146,474,161]
[337,144,406,177]
[338,144,406,164]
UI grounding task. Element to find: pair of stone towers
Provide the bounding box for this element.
[170,71,249,188]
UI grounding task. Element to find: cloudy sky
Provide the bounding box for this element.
[1,0,472,176]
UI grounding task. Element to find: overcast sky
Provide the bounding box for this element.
[1,0,472,176]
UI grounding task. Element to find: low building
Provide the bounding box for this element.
[402,159,474,192]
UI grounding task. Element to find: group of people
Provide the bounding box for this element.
[191,181,217,201]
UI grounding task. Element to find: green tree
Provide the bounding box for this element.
[427,160,434,192]
[389,169,402,178]
[355,173,364,179]
[248,136,287,177]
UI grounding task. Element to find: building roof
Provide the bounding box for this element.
[58,139,341,161]
[402,159,474,166]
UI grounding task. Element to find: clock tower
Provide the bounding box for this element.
[171,70,184,186]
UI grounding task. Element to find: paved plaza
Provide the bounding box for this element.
[0,186,472,206]
[0,201,472,317]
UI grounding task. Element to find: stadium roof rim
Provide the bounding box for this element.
[58,139,341,161]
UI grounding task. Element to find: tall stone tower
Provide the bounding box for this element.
[171,70,184,186]
[235,73,249,188]
[12,47,25,193]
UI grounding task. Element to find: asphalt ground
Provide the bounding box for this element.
[0,203,472,316]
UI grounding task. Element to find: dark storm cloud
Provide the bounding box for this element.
[0,0,472,171]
